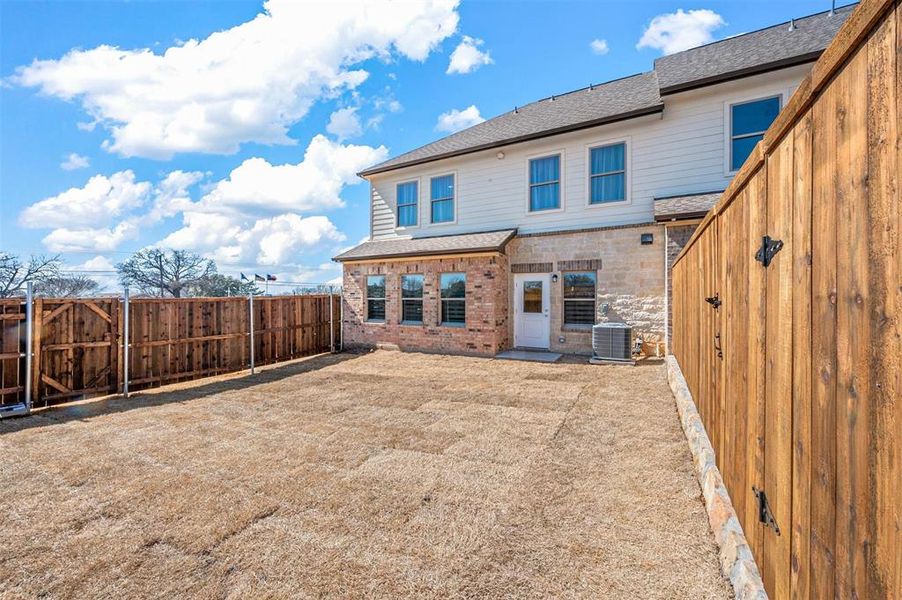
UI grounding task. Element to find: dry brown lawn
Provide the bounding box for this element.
[0,350,731,599]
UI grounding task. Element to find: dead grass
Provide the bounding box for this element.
[0,350,731,599]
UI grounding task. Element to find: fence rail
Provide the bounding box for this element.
[671,1,900,597]
[0,293,340,411]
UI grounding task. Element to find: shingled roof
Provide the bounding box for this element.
[655,4,854,94]
[358,4,854,178]
[333,229,517,262]
[358,72,663,177]
[654,192,723,222]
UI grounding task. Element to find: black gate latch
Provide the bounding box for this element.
[705,293,721,309]
[752,486,781,535]
[754,235,784,267]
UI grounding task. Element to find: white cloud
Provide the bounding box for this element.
[20,170,151,229]
[13,0,459,159]
[68,255,119,292]
[435,105,484,133]
[42,222,138,253]
[446,35,492,74]
[326,107,363,141]
[637,9,725,55]
[60,152,90,170]
[165,212,344,267]
[195,134,387,215]
[589,39,609,55]
[158,135,382,267]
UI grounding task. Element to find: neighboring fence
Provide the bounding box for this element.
[1,293,340,410]
[671,0,900,598]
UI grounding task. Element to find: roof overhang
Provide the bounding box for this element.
[333,229,518,263]
[357,104,665,178]
[658,52,822,96]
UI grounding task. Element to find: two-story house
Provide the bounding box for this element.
[334,6,852,357]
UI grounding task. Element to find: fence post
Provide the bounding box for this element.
[339,286,343,353]
[24,281,33,411]
[123,286,130,398]
[329,286,335,353]
[248,292,255,374]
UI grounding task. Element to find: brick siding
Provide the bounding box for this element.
[342,254,509,356]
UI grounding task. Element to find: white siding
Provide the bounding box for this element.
[369,65,809,240]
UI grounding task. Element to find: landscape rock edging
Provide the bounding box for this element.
[665,356,767,600]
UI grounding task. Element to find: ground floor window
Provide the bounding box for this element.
[366,275,386,322]
[401,274,424,323]
[562,271,596,326]
[440,273,466,325]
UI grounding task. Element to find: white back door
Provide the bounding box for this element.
[514,273,551,349]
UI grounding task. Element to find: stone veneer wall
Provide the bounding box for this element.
[664,223,699,350]
[507,223,666,355]
[342,254,509,356]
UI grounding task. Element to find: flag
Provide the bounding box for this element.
[266,274,277,281]
[240,273,249,281]
[254,274,265,282]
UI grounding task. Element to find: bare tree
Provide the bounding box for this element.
[189,273,258,297]
[116,249,215,298]
[34,274,101,298]
[290,284,334,295]
[0,252,61,297]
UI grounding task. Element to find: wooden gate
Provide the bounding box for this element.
[670,1,901,596]
[33,298,120,406]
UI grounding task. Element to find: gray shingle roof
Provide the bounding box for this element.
[654,192,723,221]
[655,5,853,94]
[333,229,517,262]
[358,72,664,176]
[357,5,855,178]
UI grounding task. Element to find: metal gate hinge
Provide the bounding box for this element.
[705,293,722,309]
[752,486,781,535]
[754,235,784,267]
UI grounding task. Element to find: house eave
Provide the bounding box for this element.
[356,104,665,178]
[658,52,822,96]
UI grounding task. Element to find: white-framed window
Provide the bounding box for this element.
[396,180,418,227]
[528,154,561,212]
[588,141,626,204]
[728,95,781,171]
[439,273,466,326]
[366,275,386,322]
[400,274,424,324]
[562,271,596,326]
[430,174,455,224]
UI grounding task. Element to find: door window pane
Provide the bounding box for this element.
[523,281,543,313]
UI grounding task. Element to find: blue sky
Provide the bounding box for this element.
[1,0,840,290]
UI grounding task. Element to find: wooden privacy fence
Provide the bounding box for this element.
[671,0,900,598]
[0,293,340,411]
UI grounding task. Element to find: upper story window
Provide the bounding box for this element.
[400,274,424,324]
[366,275,386,322]
[397,181,418,227]
[589,142,626,204]
[440,273,466,326]
[528,154,561,212]
[730,96,781,171]
[430,174,455,223]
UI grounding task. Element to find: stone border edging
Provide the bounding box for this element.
[665,356,767,600]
